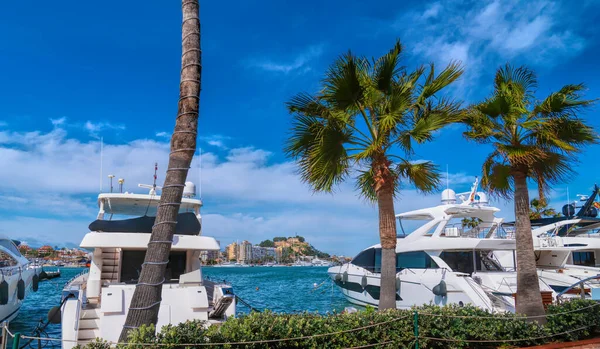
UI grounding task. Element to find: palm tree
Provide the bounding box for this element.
[463,64,597,319]
[529,198,560,220]
[119,0,201,341]
[285,40,464,309]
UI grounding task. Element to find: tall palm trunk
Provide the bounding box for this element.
[119,0,201,341]
[513,170,546,322]
[376,171,397,310]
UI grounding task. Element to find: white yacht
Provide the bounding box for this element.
[496,186,600,293]
[59,182,235,348]
[329,179,557,312]
[311,258,332,267]
[0,238,40,323]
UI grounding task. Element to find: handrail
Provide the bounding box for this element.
[555,274,600,300]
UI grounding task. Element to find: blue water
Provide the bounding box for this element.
[8,266,350,341]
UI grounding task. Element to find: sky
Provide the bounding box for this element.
[1,0,600,255]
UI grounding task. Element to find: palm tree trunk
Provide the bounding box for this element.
[119,0,201,341]
[513,170,546,322]
[377,183,397,310]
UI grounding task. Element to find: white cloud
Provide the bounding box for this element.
[84,121,125,138]
[398,0,587,97]
[50,117,67,127]
[200,134,230,149]
[155,131,170,138]
[421,2,442,19]
[250,45,324,74]
[0,127,489,255]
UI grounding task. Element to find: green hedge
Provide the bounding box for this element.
[80,299,600,349]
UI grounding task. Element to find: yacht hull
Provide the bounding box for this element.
[0,265,38,323]
[328,265,515,312]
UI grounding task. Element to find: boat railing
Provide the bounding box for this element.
[443,222,514,239]
[64,269,90,288]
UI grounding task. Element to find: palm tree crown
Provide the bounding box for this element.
[285,40,464,201]
[464,65,597,200]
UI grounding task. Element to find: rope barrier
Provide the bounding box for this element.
[344,340,396,349]
[419,324,593,343]
[6,314,599,347]
[11,314,412,347]
[418,301,600,320]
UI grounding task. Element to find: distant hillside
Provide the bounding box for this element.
[259,235,330,259]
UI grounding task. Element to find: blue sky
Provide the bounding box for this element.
[0,0,599,255]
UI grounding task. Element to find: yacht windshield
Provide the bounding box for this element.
[0,240,21,257]
[439,250,503,274]
[352,248,438,272]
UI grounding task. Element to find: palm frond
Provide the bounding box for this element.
[322,51,367,110]
[396,160,440,193]
[533,84,596,117]
[494,64,537,101]
[373,40,404,94]
[285,111,351,192]
[417,61,463,105]
[480,152,513,198]
[408,97,463,144]
[356,168,378,202]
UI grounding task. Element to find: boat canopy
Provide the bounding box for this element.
[89,212,201,235]
[98,193,201,216]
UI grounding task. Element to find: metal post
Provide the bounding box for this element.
[581,281,585,299]
[1,323,6,349]
[413,310,419,349]
[11,333,19,349]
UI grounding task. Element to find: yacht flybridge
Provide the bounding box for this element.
[329,179,560,312]
[60,182,235,348]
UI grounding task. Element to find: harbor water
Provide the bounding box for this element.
[9,266,350,340]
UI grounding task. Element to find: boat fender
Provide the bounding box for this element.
[361,275,368,289]
[47,306,61,324]
[32,274,39,292]
[17,279,25,300]
[432,280,447,297]
[0,280,8,305]
[342,271,348,284]
[335,273,342,282]
[395,277,401,293]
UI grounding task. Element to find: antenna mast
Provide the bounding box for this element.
[152,162,158,194]
[199,147,203,200]
[446,164,449,190]
[99,137,103,192]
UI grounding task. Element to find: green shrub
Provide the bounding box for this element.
[80,299,600,349]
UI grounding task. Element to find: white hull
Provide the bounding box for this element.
[0,265,38,323]
[328,265,527,312]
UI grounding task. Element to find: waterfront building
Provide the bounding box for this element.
[226,242,238,261]
[239,240,253,262]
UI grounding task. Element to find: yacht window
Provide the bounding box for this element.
[440,251,503,273]
[439,251,474,274]
[476,251,503,271]
[573,252,595,267]
[396,251,437,270]
[120,250,188,284]
[352,248,381,273]
[0,240,21,257]
[0,252,18,268]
